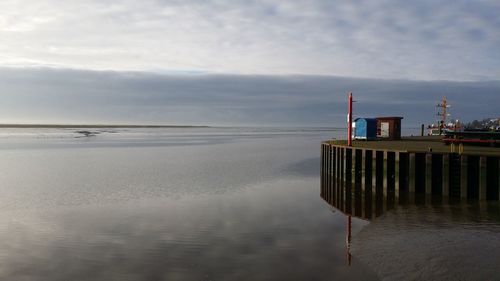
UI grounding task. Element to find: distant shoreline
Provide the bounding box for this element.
[0,124,211,129]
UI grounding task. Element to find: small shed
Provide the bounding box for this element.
[376,117,403,140]
[354,118,377,140]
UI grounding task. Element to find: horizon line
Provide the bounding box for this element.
[0,124,211,129]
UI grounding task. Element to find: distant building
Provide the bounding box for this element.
[376,117,403,140]
[354,118,377,140]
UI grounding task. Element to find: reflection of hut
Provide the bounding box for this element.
[354,118,377,140]
[376,117,403,140]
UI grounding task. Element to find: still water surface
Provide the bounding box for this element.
[0,127,377,280]
[1,127,499,280]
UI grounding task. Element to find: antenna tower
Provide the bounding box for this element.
[436,96,450,130]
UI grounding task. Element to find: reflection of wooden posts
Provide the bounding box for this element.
[346,215,352,266]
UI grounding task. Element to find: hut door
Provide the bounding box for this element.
[380,122,389,138]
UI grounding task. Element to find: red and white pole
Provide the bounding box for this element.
[348,92,353,146]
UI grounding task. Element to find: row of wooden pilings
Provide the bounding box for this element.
[320,143,500,217]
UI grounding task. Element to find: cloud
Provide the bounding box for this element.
[0,0,499,80]
[0,67,499,126]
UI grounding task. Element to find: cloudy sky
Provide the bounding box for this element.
[1,0,499,126]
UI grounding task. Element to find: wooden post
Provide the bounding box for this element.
[324,145,328,200]
[330,145,334,203]
[425,153,432,195]
[382,151,388,212]
[498,158,500,201]
[479,156,487,200]
[363,149,373,219]
[372,150,377,197]
[321,144,325,196]
[361,149,366,218]
[383,151,388,197]
[409,153,416,193]
[337,147,341,208]
[333,146,337,202]
[341,148,346,210]
[354,149,363,217]
[442,154,450,197]
[345,148,352,214]
[326,145,331,203]
[398,152,409,203]
[387,151,396,208]
[361,149,366,193]
[395,152,400,196]
[461,155,468,199]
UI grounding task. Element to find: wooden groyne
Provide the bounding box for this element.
[320,138,500,213]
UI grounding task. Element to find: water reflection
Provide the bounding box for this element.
[0,179,378,281]
[321,173,500,280]
[0,128,379,281]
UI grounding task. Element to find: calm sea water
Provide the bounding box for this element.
[0,127,378,281]
[2,127,497,280]
[351,199,500,280]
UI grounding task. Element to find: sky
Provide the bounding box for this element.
[0,0,499,126]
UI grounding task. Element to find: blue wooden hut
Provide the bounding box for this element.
[354,118,377,140]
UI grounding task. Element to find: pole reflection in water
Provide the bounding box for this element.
[346,215,351,267]
[320,156,500,280]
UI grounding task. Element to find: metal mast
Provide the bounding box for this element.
[436,96,450,133]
